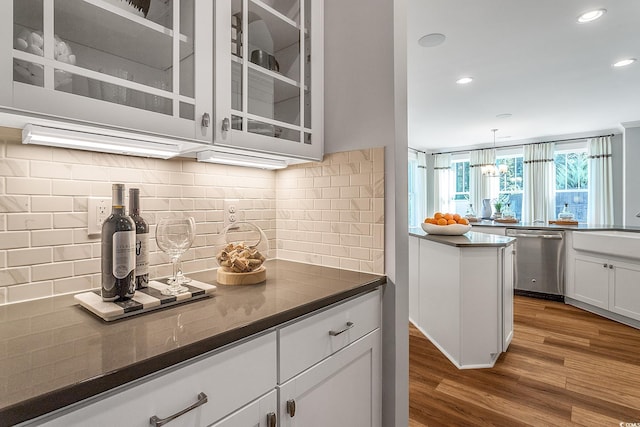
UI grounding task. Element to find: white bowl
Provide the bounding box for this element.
[421,222,472,235]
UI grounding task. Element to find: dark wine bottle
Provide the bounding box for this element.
[101,184,136,301]
[129,188,149,290]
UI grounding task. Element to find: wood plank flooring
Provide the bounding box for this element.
[409,296,640,426]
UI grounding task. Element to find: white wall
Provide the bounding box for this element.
[623,122,640,226]
[324,0,408,425]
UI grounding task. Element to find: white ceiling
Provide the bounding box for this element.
[407,0,640,151]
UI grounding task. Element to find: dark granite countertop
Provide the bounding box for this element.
[468,221,640,232]
[0,260,386,426]
[409,228,515,247]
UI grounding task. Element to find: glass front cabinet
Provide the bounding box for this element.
[0,0,323,161]
[214,0,324,161]
[2,0,213,143]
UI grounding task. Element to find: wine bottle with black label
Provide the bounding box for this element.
[129,188,149,289]
[101,183,136,301]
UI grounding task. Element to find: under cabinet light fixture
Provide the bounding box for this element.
[196,150,288,170]
[22,124,182,159]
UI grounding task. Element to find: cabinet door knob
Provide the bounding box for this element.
[222,117,230,132]
[329,321,354,336]
[201,112,210,128]
[149,392,208,426]
[609,264,614,269]
[603,263,608,268]
[286,399,296,417]
[266,412,277,427]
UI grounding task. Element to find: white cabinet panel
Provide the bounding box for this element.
[609,260,640,321]
[279,289,380,382]
[278,330,381,427]
[408,236,420,324]
[574,254,612,310]
[211,390,277,427]
[39,332,277,427]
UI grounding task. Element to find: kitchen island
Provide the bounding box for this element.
[0,260,385,426]
[409,228,515,369]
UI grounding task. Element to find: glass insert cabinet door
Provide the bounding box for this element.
[10,0,212,141]
[215,0,323,161]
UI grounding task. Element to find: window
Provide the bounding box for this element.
[451,160,470,214]
[408,150,427,227]
[496,155,523,218]
[555,148,588,222]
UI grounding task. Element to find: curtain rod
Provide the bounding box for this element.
[409,147,426,154]
[430,133,615,156]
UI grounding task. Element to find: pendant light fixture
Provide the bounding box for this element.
[482,128,508,177]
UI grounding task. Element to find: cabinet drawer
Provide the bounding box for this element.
[279,289,381,382]
[38,331,277,427]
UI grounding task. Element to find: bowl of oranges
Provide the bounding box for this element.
[421,212,472,235]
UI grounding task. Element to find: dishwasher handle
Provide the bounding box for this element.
[508,233,563,239]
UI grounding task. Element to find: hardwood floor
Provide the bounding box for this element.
[409,296,640,426]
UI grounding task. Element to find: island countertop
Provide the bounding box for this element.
[0,260,386,426]
[409,227,515,247]
[467,221,640,232]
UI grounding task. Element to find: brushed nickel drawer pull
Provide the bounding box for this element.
[149,392,208,426]
[329,321,354,336]
[267,411,277,427]
[286,399,296,417]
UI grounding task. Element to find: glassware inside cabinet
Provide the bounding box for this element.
[12,0,200,120]
[230,0,310,144]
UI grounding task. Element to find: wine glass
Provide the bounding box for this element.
[155,217,196,295]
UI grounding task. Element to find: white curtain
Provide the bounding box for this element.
[470,149,495,217]
[587,136,613,224]
[432,153,451,213]
[522,143,555,223]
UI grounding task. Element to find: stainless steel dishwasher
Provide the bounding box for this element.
[506,228,565,301]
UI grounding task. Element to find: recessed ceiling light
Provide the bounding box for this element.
[577,9,606,23]
[418,33,446,48]
[613,58,637,67]
[496,113,512,119]
[456,77,473,85]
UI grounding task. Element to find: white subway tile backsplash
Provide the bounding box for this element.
[8,248,52,267]
[30,161,73,180]
[71,164,109,181]
[53,276,93,295]
[7,281,51,303]
[6,142,51,160]
[7,213,52,231]
[0,195,30,213]
[53,244,92,262]
[51,180,91,196]
[0,138,383,305]
[0,159,29,177]
[31,197,74,212]
[73,259,100,276]
[31,230,74,247]
[32,262,73,281]
[0,267,30,286]
[0,231,29,250]
[53,213,86,229]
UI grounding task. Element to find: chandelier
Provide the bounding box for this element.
[481,128,508,176]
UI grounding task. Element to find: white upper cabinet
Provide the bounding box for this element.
[214,0,324,161]
[2,0,213,142]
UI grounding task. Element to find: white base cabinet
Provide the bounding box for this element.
[36,331,277,427]
[571,253,640,321]
[278,331,381,427]
[26,289,381,427]
[415,238,514,369]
